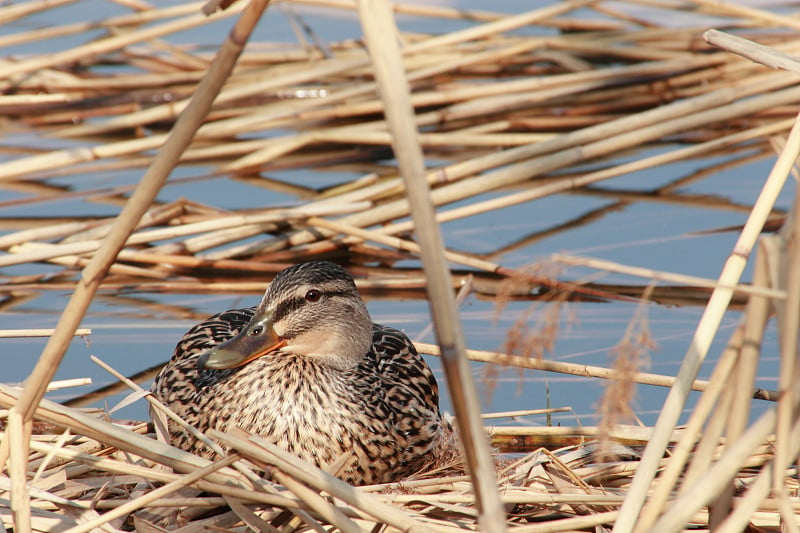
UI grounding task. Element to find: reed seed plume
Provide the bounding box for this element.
[596,286,658,460]
[484,262,568,405]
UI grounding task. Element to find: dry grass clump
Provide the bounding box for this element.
[3,0,800,531]
[0,384,790,533]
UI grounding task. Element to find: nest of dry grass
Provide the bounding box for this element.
[1,385,795,533]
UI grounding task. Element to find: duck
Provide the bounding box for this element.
[151,260,447,485]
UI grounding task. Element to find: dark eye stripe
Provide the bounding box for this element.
[272,297,305,325]
[271,290,353,325]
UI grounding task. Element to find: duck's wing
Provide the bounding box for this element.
[170,307,257,363]
[370,324,443,463]
[370,324,440,409]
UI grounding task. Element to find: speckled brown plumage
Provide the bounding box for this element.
[151,261,445,485]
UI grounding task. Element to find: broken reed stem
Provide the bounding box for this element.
[705,29,800,75]
[616,107,800,533]
[355,0,505,530]
[62,455,241,533]
[91,354,274,493]
[5,4,270,532]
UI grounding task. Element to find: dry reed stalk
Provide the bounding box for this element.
[692,368,740,526]
[62,455,241,533]
[15,245,172,280]
[635,325,743,531]
[0,44,788,193]
[4,10,752,181]
[772,175,800,525]
[615,29,800,530]
[705,30,800,76]
[0,2,208,47]
[482,408,571,419]
[650,408,780,533]
[240,76,800,259]
[0,384,250,485]
[91,353,284,510]
[385,491,624,505]
[715,468,775,533]
[0,195,368,270]
[0,95,72,108]
[689,0,800,31]
[0,280,274,294]
[305,216,505,274]
[269,470,361,533]
[6,410,31,533]
[292,0,505,22]
[0,0,76,23]
[616,108,800,533]
[414,342,759,398]
[5,4,270,532]
[505,510,618,533]
[0,8,240,86]
[356,1,505,529]
[89,356,226,464]
[379,115,794,235]
[0,329,91,339]
[328,47,713,119]
[23,435,299,509]
[0,136,165,182]
[716,241,773,513]
[58,52,375,139]
[210,429,437,533]
[404,0,597,55]
[116,250,291,273]
[43,379,92,391]
[486,425,683,442]
[552,254,785,300]
[434,70,793,180]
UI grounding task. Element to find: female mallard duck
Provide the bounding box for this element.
[151,261,446,485]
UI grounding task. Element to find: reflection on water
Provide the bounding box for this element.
[0,1,792,430]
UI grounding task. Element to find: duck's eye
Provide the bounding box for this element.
[304,289,321,302]
[249,325,263,336]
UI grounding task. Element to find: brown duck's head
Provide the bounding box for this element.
[198,261,373,372]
